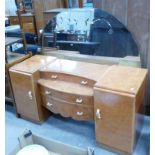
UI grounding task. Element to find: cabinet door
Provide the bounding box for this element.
[94,88,135,154]
[10,70,39,121]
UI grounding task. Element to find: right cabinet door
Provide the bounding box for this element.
[10,70,40,121]
[94,88,135,154]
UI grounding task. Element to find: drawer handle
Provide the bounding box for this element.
[96,109,101,119]
[81,80,88,85]
[28,91,33,100]
[46,102,53,107]
[76,98,83,104]
[45,90,51,95]
[51,75,58,79]
[77,111,83,116]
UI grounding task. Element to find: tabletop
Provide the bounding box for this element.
[5,37,23,47]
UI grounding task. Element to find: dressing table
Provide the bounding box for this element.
[9,55,147,154]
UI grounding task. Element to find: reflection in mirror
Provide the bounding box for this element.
[42,8,139,58]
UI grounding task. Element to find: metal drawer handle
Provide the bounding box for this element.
[77,111,83,116]
[51,75,58,79]
[46,102,53,107]
[81,80,88,85]
[96,109,101,119]
[45,90,51,95]
[28,91,33,100]
[76,98,83,104]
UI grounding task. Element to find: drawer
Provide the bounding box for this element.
[40,71,96,87]
[9,16,19,25]
[41,95,74,118]
[39,85,94,106]
[72,104,94,120]
[21,16,34,23]
[41,95,94,121]
[23,23,35,33]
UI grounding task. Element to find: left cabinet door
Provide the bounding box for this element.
[9,70,40,122]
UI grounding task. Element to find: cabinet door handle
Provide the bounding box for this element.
[76,98,83,104]
[46,102,53,107]
[81,80,87,85]
[77,111,83,116]
[45,90,51,95]
[51,75,58,79]
[28,91,33,100]
[96,109,101,119]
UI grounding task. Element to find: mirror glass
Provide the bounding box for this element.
[43,8,139,58]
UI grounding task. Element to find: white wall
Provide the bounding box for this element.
[5,0,17,16]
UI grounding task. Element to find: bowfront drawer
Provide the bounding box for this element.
[40,71,96,87]
[39,85,94,106]
[41,95,73,118]
[72,104,94,120]
[38,77,94,121]
[41,94,94,121]
[41,94,59,114]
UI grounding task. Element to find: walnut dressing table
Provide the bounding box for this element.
[9,55,147,154]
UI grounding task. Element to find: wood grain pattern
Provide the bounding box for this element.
[127,0,150,113]
[94,65,147,154]
[41,94,94,121]
[9,69,50,123]
[93,0,150,114]
[32,0,65,33]
[42,59,109,81]
[93,0,128,24]
[9,14,37,34]
[94,88,135,154]
[43,0,64,10]
[9,71,40,121]
[39,84,94,106]
[9,55,147,153]
[5,53,32,114]
[32,0,44,35]
[95,65,147,95]
[32,71,51,122]
[10,55,57,74]
[5,53,32,68]
[93,0,149,69]
[21,15,36,33]
[9,16,19,25]
[38,79,93,96]
[39,71,96,87]
[9,55,55,122]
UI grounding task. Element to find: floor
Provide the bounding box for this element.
[5,105,150,155]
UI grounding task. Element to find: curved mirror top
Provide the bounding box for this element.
[43,8,139,58]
